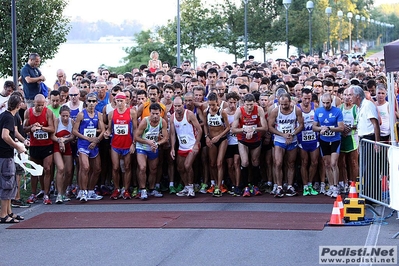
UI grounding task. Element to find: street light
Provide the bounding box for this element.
[337,10,343,53]
[243,0,249,60]
[306,1,314,55]
[177,0,181,67]
[283,0,291,58]
[361,16,366,42]
[325,7,332,55]
[347,12,353,53]
[355,14,360,44]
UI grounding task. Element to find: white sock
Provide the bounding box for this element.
[211,180,215,186]
[169,182,174,187]
[155,183,160,189]
[304,185,308,190]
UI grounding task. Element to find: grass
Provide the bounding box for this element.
[365,45,384,57]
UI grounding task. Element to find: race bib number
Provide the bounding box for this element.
[281,125,294,134]
[114,124,128,135]
[302,130,316,141]
[322,130,335,137]
[83,128,96,138]
[146,133,158,141]
[179,135,188,145]
[33,130,48,140]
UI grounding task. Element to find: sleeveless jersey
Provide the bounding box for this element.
[340,104,358,152]
[377,102,390,137]
[174,110,196,151]
[206,106,224,127]
[141,101,166,120]
[29,107,52,146]
[297,103,318,147]
[54,117,73,153]
[64,101,84,121]
[274,105,298,144]
[77,109,99,149]
[111,108,133,149]
[227,113,238,145]
[136,117,162,151]
[237,105,261,143]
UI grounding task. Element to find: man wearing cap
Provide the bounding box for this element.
[104,92,137,200]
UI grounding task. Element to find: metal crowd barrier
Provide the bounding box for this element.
[358,139,391,207]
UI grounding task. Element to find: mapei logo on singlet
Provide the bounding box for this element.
[116,119,127,124]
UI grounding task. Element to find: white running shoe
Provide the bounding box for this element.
[140,189,148,200]
[150,190,163,198]
[187,186,195,198]
[87,190,103,200]
[331,186,340,198]
[176,187,188,197]
[80,190,88,202]
[319,182,326,194]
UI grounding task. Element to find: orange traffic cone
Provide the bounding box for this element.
[336,195,344,217]
[328,201,343,225]
[348,181,358,198]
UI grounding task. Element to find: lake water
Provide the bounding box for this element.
[2,41,293,86]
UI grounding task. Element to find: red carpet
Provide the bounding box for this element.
[66,193,335,205]
[8,211,330,230]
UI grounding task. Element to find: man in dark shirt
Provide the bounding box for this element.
[20,53,46,106]
[0,95,26,223]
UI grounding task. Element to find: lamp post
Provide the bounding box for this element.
[177,0,181,67]
[283,0,291,58]
[355,15,360,45]
[370,19,375,46]
[361,16,365,43]
[306,1,314,55]
[347,12,353,53]
[337,10,343,53]
[11,0,18,85]
[243,0,249,60]
[325,7,332,55]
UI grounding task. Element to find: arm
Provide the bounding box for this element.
[136,104,144,120]
[50,117,60,142]
[256,107,268,134]
[134,119,152,145]
[231,108,243,134]
[42,109,55,134]
[370,118,380,142]
[292,107,304,135]
[23,108,39,133]
[72,112,88,141]
[169,116,176,160]
[188,111,203,145]
[104,112,113,139]
[158,118,169,146]
[2,128,25,154]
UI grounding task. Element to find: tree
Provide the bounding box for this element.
[0,0,70,78]
[158,0,211,66]
[108,30,176,74]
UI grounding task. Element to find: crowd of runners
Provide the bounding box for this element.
[2,50,395,207]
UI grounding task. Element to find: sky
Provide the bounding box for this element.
[64,0,399,29]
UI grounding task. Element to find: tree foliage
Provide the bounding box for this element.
[0,0,70,78]
[108,30,176,74]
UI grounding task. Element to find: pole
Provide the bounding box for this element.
[11,0,18,86]
[177,0,181,67]
[244,0,248,60]
[327,16,330,55]
[309,11,312,55]
[285,8,289,58]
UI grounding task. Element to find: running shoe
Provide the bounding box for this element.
[233,187,241,197]
[122,190,132,200]
[76,190,83,200]
[313,182,320,191]
[319,182,326,194]
[50,181,55,195]
[187,186,195,198]
[194,183,200,193]
[331,186,339,198]
[228,186,236,195]
[150,190,163,198]
[169,186,177,194]
[131,187,138,198]
[264,182,273,193]
[140,189,148,200]
[242,187,251,197]
[110,189,120,200]
[325,187,333,197]
[87,191,103,200]
[80,190,88,202]
[36,190,45,199]
[94,185,101,195]
[199,183,208,194]
[220,184,228,194]
[308,185,319,196]
[43,195,52,205]
[62,195,71,202]
[285,186,298,197]
[55,194,63,204]
[213,187,222,197]
[175,183,184,192]
[303,187,310,196]
[26,194,37,204]
[274,187,284,198]
[251,185,262,196]
[176,187,188,197]
[11,199,30,208]
[100,185,112,196]
[206,184,215,194]
[270,184,278,195]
